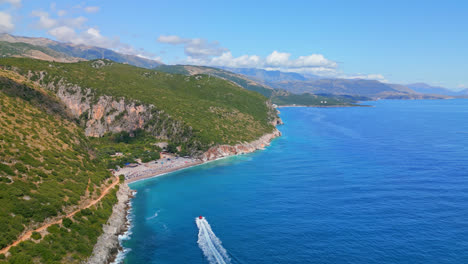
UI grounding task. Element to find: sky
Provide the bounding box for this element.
[1,0,467,89]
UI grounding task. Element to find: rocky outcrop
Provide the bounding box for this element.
[5,66,282,156]
[50,79,191,139]
[7,69,196,145]
[201,128,282,161]
[201,100,282,161]
[87,183,132,264]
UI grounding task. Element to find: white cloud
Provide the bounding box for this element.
[0,0,21,7]
[0,11,14,33]
[48,26,76,41]
[265,51,337,69]
[84,6,100,13]
[157,35,186,44]
[159,35,387,81]
[186,52,261,68]
[266,51,290,67]
[345,73,387,82]
[157,35,228,58]
[46,25,159,60]
[32,10,87,29]
[31,10,57,29]
[48,26,119,48]
[182,49,339,76]
[158,34,342,76]
[25,4,159,62]
[64,16,87,28]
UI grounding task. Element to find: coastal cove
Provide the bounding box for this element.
[119,99,468,264]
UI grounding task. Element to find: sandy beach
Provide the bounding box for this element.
[116,156,203,183]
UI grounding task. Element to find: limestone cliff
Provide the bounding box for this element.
[8,67,198,149]
[3,63,281,156]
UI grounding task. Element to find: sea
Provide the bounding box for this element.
[118,99,468,264]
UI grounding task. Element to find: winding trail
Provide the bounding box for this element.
[0,176,120,255]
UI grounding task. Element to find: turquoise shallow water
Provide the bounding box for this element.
[122,99,468,264]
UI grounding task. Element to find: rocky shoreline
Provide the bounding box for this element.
[201,128,282,161]
[87,183,133,264]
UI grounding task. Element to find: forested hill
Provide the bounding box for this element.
[155,65,357,107]
[0,58,278,155]
[0,70,119,262]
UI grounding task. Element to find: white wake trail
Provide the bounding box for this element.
[196,217,231,264]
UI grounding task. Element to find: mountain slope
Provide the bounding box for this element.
[156,65,275,98]
[0,34,162,68]
[407,83,465,96]
[156,65,357,106]
[0,70,120,262]
[0,41,83,62]
[0,58,278,155]
[270,78,449,99]
[219,67,452,100]
[224,67,311,82]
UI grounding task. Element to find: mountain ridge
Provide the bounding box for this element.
[0,34,163,68]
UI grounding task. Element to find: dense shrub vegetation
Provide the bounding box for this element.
[0,79,112,257]
[0,58,276,149]
[0,56,284,262]
[1,186,119,264]
[91,129,163,169]
[155,65,355,106]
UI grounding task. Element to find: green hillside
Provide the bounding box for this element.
[0,74,118,262]
[156,65,275,98]
[0,41,78,62]
[0,58,276,151]
[155,65,355,106]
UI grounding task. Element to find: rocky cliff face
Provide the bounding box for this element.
[201,128,282,161]
[16,68,196,145]
[6,65,281,156]
[87,183,132,264]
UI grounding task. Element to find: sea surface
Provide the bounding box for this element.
[120,99,468,264]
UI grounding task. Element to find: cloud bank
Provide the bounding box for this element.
[0,0,21,33]
[0,11,14,33]
[157,34,385,80]
[27,5,158,60]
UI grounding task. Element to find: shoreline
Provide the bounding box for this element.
[124,159,204,184]
[277,104,371,108]
[120,128,282,184]
[90,128,282,263]
[87,183,133,264]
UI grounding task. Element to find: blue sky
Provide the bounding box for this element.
[1,0,467,89]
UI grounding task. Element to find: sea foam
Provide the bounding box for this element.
[196,217,231,264]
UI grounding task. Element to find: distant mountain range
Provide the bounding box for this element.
[155,65,358,106]
[222,67,457,100]
[223,67,312,82]
[0,34,463,101]
[0,34,162,68]
[407,83,468,96]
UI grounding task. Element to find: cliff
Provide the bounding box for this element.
[1,58,280,155]
[51,78,192,140]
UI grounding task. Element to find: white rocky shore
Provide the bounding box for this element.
[87,183,133,264]
[201,128,282,161]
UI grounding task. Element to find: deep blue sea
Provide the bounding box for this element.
[121,99,468,264]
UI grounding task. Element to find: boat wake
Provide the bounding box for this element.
[196,217,231,264]
[146,210,160,220]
